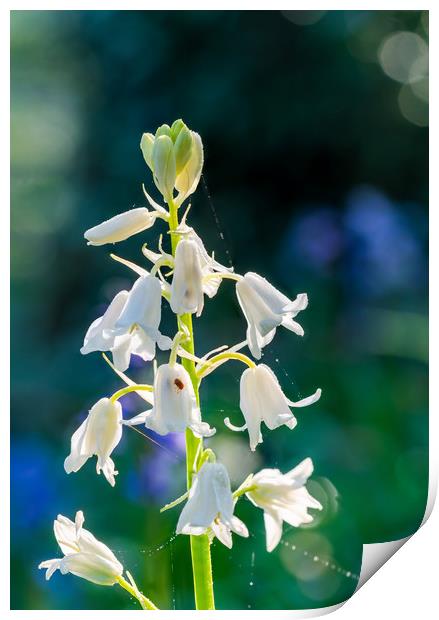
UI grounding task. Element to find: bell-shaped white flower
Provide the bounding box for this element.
[64,398,123,486]
[39,511,123,585]
[84,207,158,246]
[246,458,323,551]
[176,462,249,548]
[236,272,309,359]
[81,275,171,371]
[125,362,215,438]
[169,218,233,316]
[170,239,205,316]
[177,217,233,298]
[226,364,321,451]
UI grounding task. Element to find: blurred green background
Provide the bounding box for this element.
[11,10,428,611]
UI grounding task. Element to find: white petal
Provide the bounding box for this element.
[60,552,123,586]
[179,524,207,536]
[111,334,134,372]
[211,463,234,521]
[38,559,63,580]
[202,272,222,298]
[99,456,118,487]
[239,367,264,450]
[285,457,314,484]
[246,320,263,360]
[224,417,248,432]
[243,272,293,316]
[281,316,305,336]
[254,365,294,430]
[264,511,283,552]
[176,463,222,533]
[80,291,129,355]
[116,275,162,333]
[236,277,281,338]
[283,293,308,314]
[123,410,150,426]
[157,333,173,351]
[189,420,216,438]
[170,239,204,316]
[75,519,121,565]
[284,416,298,430]
[53,514,80,555]
[211,520,233,548]
[64,418,91,477]
[130,329,157,363]
[84,208,156,246]
[287,388,322,408]
[229,516,249,538]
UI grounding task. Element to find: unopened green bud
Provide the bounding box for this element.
[152,135,176,201]
[170,119,186,143]
[155,124,172,139]
[174,125,193,175]
[175,132,204,205]
[140,133,155,170]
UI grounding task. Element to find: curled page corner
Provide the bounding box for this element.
[356,468,437,592]
[282,472,436,617]
[356,537,410,590]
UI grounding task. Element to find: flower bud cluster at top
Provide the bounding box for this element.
[40,120,325,607]
[140,119,203,205]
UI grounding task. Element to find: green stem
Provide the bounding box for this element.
[117,575,158,610]
[168,198,215,610]
[196,351,256,379]
[110,384,153,403]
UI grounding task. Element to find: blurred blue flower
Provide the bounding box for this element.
[279,206,343,274]
[344,186,425,298]
[279,186,426,302]
[119,392,140,415]
[124,431,186,504]
[11,436,61,530]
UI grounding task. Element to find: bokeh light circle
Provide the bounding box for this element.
[379,31,428,84]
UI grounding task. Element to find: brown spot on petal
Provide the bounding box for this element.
[174,378,185,391]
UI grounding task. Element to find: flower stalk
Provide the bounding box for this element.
[40,119,325,611]
[167,198,215,610]
[117,574,158,610]
[196,351,256,379]
[110,384,154,403]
